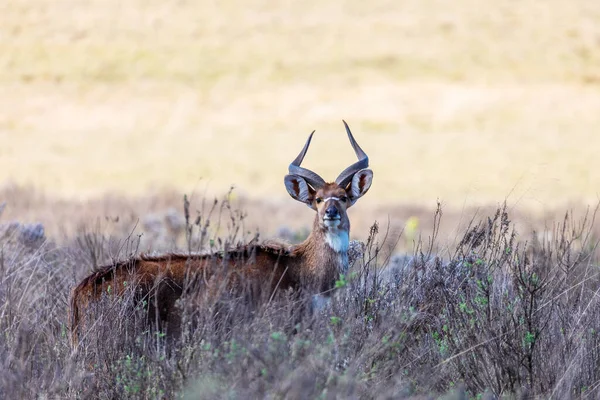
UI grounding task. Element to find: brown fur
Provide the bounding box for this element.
[70,220,346,346]
[71,126,373,347]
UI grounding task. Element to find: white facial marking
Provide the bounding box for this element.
[323,219,340,228]
[322,197,343,223]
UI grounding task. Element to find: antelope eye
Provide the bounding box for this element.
[316,197,323,204]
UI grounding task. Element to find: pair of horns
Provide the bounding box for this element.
[288,121,369,189]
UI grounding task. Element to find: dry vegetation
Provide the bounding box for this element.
[1,188,600,398]
[1,0,600,397]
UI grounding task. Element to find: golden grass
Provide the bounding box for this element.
[1,0,599,211]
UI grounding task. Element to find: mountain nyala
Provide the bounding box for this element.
[70,121,373,345]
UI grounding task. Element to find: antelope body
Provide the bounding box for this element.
[70,122,373,345]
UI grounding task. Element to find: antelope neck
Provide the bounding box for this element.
[325,227,350,276]
[325,228,349,253]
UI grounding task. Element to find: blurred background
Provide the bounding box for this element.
[1,0,599,243]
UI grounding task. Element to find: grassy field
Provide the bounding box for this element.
[1,0,600,211]
[1,2,600,397]
[1,196,600,398]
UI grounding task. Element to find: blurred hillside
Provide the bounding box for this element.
[1,0,599,211]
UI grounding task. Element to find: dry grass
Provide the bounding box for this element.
[1,186,600,398]
[1,185,595,259]
[1,0,600,209]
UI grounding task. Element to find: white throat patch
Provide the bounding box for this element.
[325,229,349,253]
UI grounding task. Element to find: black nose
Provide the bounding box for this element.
[325,206,339,219]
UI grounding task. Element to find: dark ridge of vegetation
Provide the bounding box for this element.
[0,195,599,399]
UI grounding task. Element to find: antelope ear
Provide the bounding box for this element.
[284,175,316,209]
[347,168,373,205]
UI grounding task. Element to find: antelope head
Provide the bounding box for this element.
[284,121,373,253]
